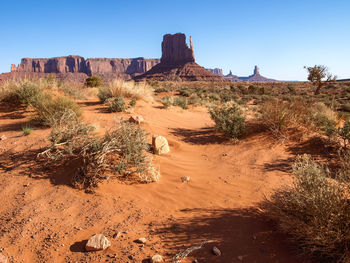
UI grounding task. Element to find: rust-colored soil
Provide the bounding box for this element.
[0,99,314,262]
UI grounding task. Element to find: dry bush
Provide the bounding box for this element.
[32,95,82,126]
[39,113,160,189]
[262,154,350,262]
[98,79,154,102]
[0,80,43,105]
[259,98,339,139]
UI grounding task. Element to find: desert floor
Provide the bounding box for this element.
[0,98,315,263]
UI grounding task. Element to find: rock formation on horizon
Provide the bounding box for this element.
[134,33,223,81]
[5,56,160,82]
[206,68,224,76]
[207,65,277,82]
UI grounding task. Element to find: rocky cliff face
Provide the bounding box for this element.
[160,33,195,65]
[10,55,160,80]
[135,33,223,81]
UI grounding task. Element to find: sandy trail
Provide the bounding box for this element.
[0,99,311,262]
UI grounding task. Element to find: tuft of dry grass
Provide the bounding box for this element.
[98,79,154,102]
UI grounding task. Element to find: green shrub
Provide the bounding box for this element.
[105,96,126,112]
[85,76,102,87]
[161,96,173,108]
[209,103,246,139]
[263,154,350,262]
[129,98,137,108]
[173,96,188,109]
[179,88,192,97]
[97,86,112,102]
[22,125,33,136]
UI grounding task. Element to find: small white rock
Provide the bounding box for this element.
[181,176,190,182]
[151,254,163,263]
[85,234,111,251]
[237,255,243,261]
[0,135,7,141]
[212,246,221,256]
[0,253,8,263]
[152,135,170,155]
[129,115,144,124]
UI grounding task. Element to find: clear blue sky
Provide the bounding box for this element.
[1,0,349,80]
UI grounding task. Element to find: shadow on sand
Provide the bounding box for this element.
[153,208,313,263]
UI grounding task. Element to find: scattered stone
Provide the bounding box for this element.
[151,254,163,263]
[85,234,111,252]
[0,135,7,141]
[128,255,135,260]
[212,246,221,256]
[129,115,144,124]
[135,237,147,244]
[113,232,121,239]
[192,260,199,263]
[181,176,190,182]
[237,255,243,261]
[152,135,170,155]
[0,253,7,263]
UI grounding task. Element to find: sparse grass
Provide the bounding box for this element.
[98,79,154,102]
[262,154,350,262]
[209,102,246,139]
[22,125,33,136]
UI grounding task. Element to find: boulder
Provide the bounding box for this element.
[135,237,147,244]
[151,254,163,263]
[152,135,170,155]
[212,246,221,256]
[85,234,111,252]
[129,115,144,124]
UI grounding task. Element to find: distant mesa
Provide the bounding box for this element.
[207,65,277,82]
[134,33,223,81]
[206,68,224,76]
[3,56,160,82]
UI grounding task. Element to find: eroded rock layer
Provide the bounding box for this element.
[134,33,223,81]
[9,56,160,81]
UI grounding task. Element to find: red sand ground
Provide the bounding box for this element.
[0,99,313,262]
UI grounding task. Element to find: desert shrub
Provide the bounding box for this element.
[85,76,102,87]
[33,95,82,126]
[0,80,43,106]
[338,120,350,148]
[129,98,137,108]
[209,102,245,139]
[105,96,126,112]
[260,99,295,137]
[40,116,159,189]
[98,79,153,102]
[263,154,350,262]
[179,88,192,97]
[248,85,259,94]
[161,96,173,108]
[22,125,33,136]
[173,96,188,109]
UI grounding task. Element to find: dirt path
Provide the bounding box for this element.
[0,100,311,262]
